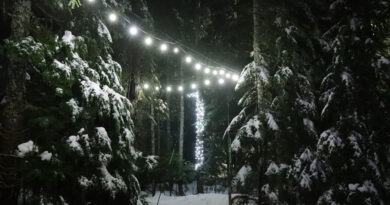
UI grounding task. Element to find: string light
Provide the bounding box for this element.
[188,91,205,170]
[225,73,231,79]
[87,0,95,3]
[213,70,218,75]
[191,83,197,89]
[204,79,210,86]
[218,78,225,84]
[160,43,168,52]
[195,63,202,70]
[129,26,138,36]
[166,86,172,92]
[144,37,153,46]
[173,47,179,53]
[232,74,239,81]
[219,69,225,75]
[178,86,184,91]
[185,56,192,63]
[108,13,117,22]
[155,86,160,91]
[204,68,210,74]
[143,83,149,89]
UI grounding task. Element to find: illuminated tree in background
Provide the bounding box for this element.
[189,91,205,170]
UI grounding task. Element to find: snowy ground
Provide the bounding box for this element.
[145,193,228,205]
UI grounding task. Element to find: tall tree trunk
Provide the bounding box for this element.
[178,61,185,196]
[166,92,172,152]
[0,0,31,204]
[151,103,155,155]
[157,120,160,155]
[253,0,265,203]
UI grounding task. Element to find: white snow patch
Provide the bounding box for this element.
[17,140,38,157]
[146,193,231,205]
[62,31,76,49]
[265,113,279,131]
[39,151,52,161]
[98,20,112,43]
[318,128,344,154]
[235,165,252,185]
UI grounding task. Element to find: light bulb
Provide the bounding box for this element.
[204,68,210,74]
[195,63,202,70]
[178,86,183,91]
[226,73,231,79]
[129,26,138,36]
[143,83,149,89]
[167,86,172,92]
[232,74,239,81]
[218,78,225,84]
[191,83,197,89]
[108,13,117,22]
[155,86,160,91]
[87,0,95,3]
[144,37,153,46]
[204,80,210,86]
[185,56,192,63]
[173,47,179,53]
[213,70,218,75]
[160,43,168,52]
[219,69,225,75]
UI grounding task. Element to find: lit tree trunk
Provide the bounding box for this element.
[178,61,185,196]
[151,103,155,155]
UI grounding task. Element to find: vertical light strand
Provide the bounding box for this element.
[188,91,205,170]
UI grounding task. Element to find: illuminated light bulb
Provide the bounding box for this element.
[166,86,172,92]
[143,83,149,89]
[185,56,192,63]
[155,86,160,91]
[226,73,231,79]
[219,69,225,75]
[218,78,225,84]
[195,63,202,70]
[191,83,197,89]
[178,86,184,91]
[212,70,218,75]
[160,43,168,52]
[232,74,239,81]
[129,26,138,36]
[173,47,179,53]
[204,68,210,74]
[108,13,117,22]
[144,37,153,46]
[204,80,210,86]
[87,0,95,3]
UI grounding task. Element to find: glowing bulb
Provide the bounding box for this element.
[173,47,179,53]
[204,80,210,86]
[155,86,160,91]
[108,13,117,22]
[226,73,231,79]
[178,86,183,91]
[219,69,225,75]
[212,70,218,75]
[160,43,168,52]
[232,74,239,81]
[185,56,192,63]
[218,78,225,84]
[87,0,95,3]
[144,37,153,46]
[191,83,197,89]
[143,83,149,89]
[195,63,202,70]
[204,68,210,74]
[129,26,138,36]
[167,86,172,92]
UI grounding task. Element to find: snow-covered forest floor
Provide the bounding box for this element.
[145,193,228,205]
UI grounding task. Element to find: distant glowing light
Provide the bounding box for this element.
[188,91,205,170]
[219,69,225,75]
[144,37,153,46]
[212,70,218,75]
[195,63,202,70]
[218,78,225,84]
[232,74,239,81]
[87,0,95,3]
[204,68,210,74]
[155,86,160,91]
[226,73,231,79]
[191,83,197,89]
[173,47,179,53]
[167,86,172,92]
[204,80,210,86]
[185,56,192,63]
[178,86,184,91]
[108,13,117,22]
[143,83,149,89]
[129,26,138,36]
[160,43,168,52]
